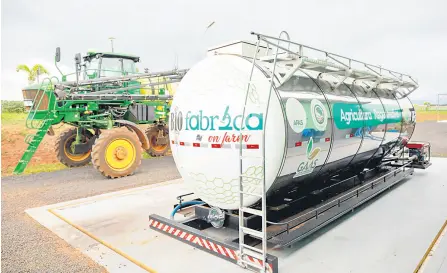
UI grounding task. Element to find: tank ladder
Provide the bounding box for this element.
[237,31,291,273]
[13,77,59,175]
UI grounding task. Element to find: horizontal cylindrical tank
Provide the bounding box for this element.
[170,54,416,210]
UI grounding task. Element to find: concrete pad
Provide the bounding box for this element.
[270,157,447,273]
[26,179,247,273]
[27,158,447,273]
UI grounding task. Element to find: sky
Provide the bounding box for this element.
[1,0,447,103]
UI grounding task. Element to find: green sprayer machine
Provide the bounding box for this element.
[13,48,188,178]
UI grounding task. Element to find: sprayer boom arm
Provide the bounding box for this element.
[56,68,189,88]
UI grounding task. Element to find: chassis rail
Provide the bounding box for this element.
[148,159,424,272]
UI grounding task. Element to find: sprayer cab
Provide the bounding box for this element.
[81,51,140,79]
[54,47,141,82]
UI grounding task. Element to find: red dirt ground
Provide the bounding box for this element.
[1,122,171,176]
[416,112,447,122]
[1,124,69,176]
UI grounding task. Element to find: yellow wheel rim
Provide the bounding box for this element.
[150,135,168,152]
[64,136,91,161]
[105,138,136,171]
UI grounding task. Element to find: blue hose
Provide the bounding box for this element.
[170,200,205,220]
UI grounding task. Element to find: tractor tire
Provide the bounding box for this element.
[91,127,142,179]
[55,128,94,167]
[145,125,170,157]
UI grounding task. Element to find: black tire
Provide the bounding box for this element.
[145,125,170,157]
[55,128,94,167]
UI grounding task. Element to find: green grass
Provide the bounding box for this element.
[2,162,68,177]
[2,153,158,177]
[1,112,27,125]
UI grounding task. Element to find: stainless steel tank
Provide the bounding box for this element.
[170,44,416,210]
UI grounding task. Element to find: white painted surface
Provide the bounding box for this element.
[27,158,447,273]
[170,54,285,209]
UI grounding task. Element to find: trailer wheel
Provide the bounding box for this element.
[145,125,170,157]
[55,128,94,167]
[91,127,142,178]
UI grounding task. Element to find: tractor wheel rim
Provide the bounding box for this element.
[150,135,167,152]
[105,138,136,171]
[64,135,91,161]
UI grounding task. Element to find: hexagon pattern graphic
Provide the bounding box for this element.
[189,166,263,205]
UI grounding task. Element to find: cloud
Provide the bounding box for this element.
[2,0,446,103]
[1,58,71,100]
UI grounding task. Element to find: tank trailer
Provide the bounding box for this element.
[149,31,431,273]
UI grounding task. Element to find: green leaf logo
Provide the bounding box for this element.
[306,137,321,160]
[307,137,313,157]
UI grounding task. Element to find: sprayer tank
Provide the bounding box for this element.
[169,53,416,210]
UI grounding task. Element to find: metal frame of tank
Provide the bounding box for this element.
[148,31,430,273]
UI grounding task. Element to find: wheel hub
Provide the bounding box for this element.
[105,138,136,171]
[115,146,128,160]
[64,135,91,161]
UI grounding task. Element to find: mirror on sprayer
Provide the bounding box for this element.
[74,53,82,83]
[55,47,61,62]
[75,53,82,65]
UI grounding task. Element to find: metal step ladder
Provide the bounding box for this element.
[237,31,290,273]
[13,118,54,175]
[13,77,59,175]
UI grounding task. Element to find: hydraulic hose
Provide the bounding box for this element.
[170,200,205,220]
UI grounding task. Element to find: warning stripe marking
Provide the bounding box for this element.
[227,248,235,260]
[202,238,211,250]
[217,244,225,255]
[209,241,218,253]
[149,219,273,272]
[173,139,335,151]
[247,144,259,149]
[172,138,336,150]
[195,237,203,247]
[171,141,259,149]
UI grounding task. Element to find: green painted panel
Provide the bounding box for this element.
[332,103,402,129]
